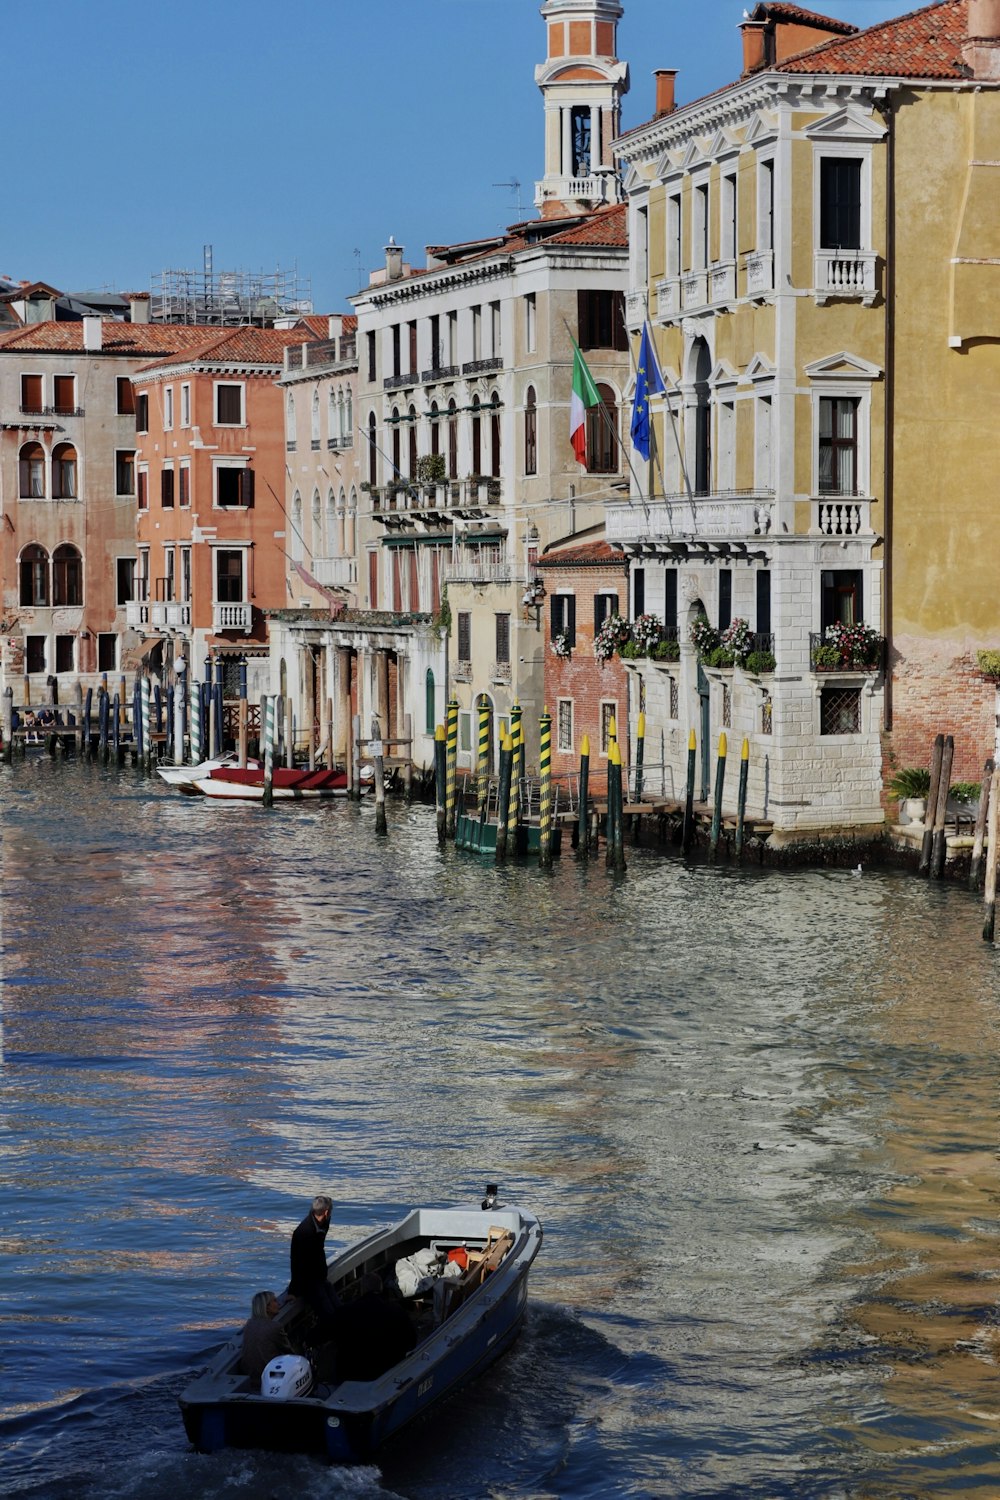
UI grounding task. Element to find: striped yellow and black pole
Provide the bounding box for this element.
[734,737,750,862]
[511,701,524,786]
[495,731,513,862]
[576,733,590,855]
[709,731,728,861]
[476,695,491,817]
[507,711,521,851]
[445,698,458,838]
[434,724,447,844]
[682,728,697,854]
[539,707,553,868]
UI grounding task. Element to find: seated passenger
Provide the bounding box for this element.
[335,1272,416,1382]
[239,1290,295,1380]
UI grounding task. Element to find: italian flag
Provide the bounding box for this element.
[570,342,600,467]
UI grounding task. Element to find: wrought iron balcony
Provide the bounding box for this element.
[809,629,885,673]
[462,357,503,377]
[421,365,459,383]
[383,371,418,391]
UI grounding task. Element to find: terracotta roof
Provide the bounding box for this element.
[749,1,857,34]
[776,0,967,77]
[543,203,628,248]
[298,313,357,338]
[136,324,309,373]
[0,322,213,355]
[537,539,626,568]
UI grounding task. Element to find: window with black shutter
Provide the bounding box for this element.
[117,377,135,415]
[161,468,174,508]
[632,566,645,619]
[664,569,678,630]
[457,611,471,661]
[718,569,732,631]
[594,593,618,632]
[577,289,627,350]
[495,613,510,664]
[756,570,771,637]
[238,468,254,507]
[215,383,243,425]
[524,387,537,475]
[136,392,149,433]
[20,374,43,413]
[551,594,576,647]
[820,158,862,250]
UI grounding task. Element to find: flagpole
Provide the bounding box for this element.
[562,318,647,500]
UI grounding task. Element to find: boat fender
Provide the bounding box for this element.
[261,1354,314,1400]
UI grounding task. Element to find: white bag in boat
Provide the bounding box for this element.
[261,1353,313,1400]
[395,1248,442,1298]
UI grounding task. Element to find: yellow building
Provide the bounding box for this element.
[612,0,1000,836]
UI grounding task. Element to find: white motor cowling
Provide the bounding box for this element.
[260,1354,313,1400]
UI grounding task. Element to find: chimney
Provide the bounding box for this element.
[327,314,343,340]
[129,294,150,324]
[385,237,404,282]
[653,69,676,116]
[964,0,1000,79]
[741,19,769,74]
[82,315,102,352]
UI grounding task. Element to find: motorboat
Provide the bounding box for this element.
[156,753,261,792]
[179,1193,542,1463]
[196,765,350,800]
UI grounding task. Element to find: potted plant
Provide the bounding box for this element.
[744,647,776,674]
[594,613,631,661]
[888,766,930,825]
[707,645,736,669]
[823,620,884,670]
[689,615,719,660]
[811,642,841,671]
[652,638,680,663]
[631,613,663,657]
[948,780,981,820]
[551,633,572,659]
[976,649,1000,681]
[720,617,753,667]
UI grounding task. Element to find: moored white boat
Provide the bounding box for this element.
[196,766,350,800]
[179,1195,542,1463]
[156,753,260,792]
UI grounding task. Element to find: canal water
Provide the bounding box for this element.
[2,758,999,1500]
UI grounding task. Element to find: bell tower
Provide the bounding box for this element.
[535,0,629,218]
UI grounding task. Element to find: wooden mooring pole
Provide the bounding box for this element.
[981,766,1000,943]
[682,729,696,855]
[969,758,994,890]
[734,737,750,862]
[372,716,387,836]
[576,735,590,856]
[930,734,955,880]
[919,734,945,875]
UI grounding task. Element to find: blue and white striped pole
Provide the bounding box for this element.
[140,676,151,770]
[263,693,275,808]
[189,677,202,764]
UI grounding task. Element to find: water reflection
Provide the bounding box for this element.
[1,762,999,1498]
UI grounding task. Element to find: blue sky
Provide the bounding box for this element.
[7,0,904,311]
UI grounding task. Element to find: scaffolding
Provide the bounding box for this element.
[150,245,312,326]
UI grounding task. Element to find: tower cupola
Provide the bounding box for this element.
[535,0,629,218]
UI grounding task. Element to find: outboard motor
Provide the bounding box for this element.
[261,1354,313,1400]
[482,1183,499,1210]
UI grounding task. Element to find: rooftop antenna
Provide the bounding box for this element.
[493,178,525,219]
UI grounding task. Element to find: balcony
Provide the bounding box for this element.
[810,628,884,674]
[745,250,774,297]
[312,556,355,587]
[372,476,502,521]
[327,435,353,450]
[812,497,873,537]
[462,356,503,377]
[625,290,646,329]
[151,602,168,628]
[815,249,877,306]
[681,269,709,310]
[125,600,149,628]
[605,489,775,545]
[709,261,737,305]
[383,371,418,392]
[490,661,512,684]
[166,602,191,629]
[20,405,85,419]
[213,602,252,634]
[442,556,515,586]
[534,174,610,208]
[453,660,472,683]
[655,277,680,319]
[421,364,459,383]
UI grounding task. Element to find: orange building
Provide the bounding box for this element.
[131,326,310,691]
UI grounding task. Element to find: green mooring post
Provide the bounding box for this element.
[734,737,750,861]
[445,699,458,839]
[709,732,728,861]
[682,728,696,854]
[539,708,553,868]
[576,734,590,855]
[495,732,513,862]
[435,724,447,845]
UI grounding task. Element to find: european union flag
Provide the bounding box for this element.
[630,323,665,462]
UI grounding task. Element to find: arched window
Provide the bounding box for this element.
[291,491,303,563]
[327,489,338,554]
[447,399,458,479]
[471,395,482,474]
[429,401,440,457]
[391,407,401,477]
[489,392,501,479]
[525,385,537,475]
[20,544,49,605]
[408,404,418,478]
[328,387,337,441]
[336,487,346,554]
[311,390,320,444]
[19,441,45,498]
[286,391,295,438]
[367,411,377,487]
[344,389,352,439]
[311,489,322,554]
[691,337,712,495]
[347,487,357,555]
[52,442,77,499]
[425,668,436,735]
[586,385,619,475]
[52,543,82,606]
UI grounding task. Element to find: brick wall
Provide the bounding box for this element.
[885,637,997,785]
[539,559,629,775]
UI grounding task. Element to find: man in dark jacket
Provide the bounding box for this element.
[289,1194,340,1332]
